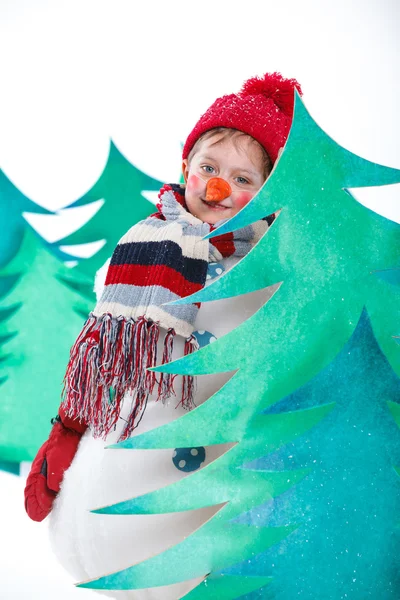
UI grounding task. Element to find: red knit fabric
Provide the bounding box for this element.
[182,72,302,164]
[106,263,204,296]
[209,230,235,256]
[24,412,87,522]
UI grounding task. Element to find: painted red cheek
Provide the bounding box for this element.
[234,191,254,209]
[187,174,204,193]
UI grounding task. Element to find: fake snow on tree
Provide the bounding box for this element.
[172,447,206,473]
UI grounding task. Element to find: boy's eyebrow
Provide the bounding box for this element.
[235,167,259,176]
[197,155,218,163]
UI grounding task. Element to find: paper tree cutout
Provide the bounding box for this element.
[77,93,400,596]
[0,229,93,462]
[0,169,53,269]
[53,141,163,278]
[218,311,400,598]
[0,460,20,476]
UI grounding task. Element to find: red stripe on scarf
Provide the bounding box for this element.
[105,264,203,297]
[209,229,235,256]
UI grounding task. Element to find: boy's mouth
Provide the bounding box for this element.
[201,199,230,210]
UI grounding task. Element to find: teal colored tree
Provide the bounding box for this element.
[0,167,99,269]
[0,460,20,476]
[219,311,400,598]
[0,229,93,463]
[0,169,53,268]
[77,93,400,597]
[53,140,163,278]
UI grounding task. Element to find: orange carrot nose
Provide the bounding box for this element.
[205,177,232,202]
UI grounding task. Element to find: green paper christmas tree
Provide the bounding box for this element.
[0,229,93,462]
[0,169,53,269]
[0,141,164,467]
[0,165,103,270]
[77,94,400,597]
[53,140,163,278]
[217,311,400,598]
[0,460,20,476]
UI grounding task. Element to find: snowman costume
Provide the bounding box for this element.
[48,233,272,600]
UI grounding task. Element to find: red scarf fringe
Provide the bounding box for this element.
[61,313,197,441]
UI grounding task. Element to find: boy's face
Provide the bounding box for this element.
[182,132,266,225]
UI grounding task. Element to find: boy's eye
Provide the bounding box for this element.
[201,165,215,174]
[235,176,250,185]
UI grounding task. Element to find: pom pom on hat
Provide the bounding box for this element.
[241,71,302,117]
[182,71,303,164]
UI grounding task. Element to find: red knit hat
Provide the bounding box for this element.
[182,72,303,164]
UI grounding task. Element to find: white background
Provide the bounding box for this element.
[1,1,399,598]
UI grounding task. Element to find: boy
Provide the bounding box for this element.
[182,127,270,224]
[24,71,301,598]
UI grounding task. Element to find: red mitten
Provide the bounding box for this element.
[24,409,87,522]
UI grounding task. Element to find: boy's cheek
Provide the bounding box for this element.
[187,174,205,195]
[234,191,254,209]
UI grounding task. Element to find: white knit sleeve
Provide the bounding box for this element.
[93,258,111,302]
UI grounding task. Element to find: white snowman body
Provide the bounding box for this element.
[49,256,271,599]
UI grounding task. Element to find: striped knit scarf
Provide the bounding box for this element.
[62,184,271,440]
